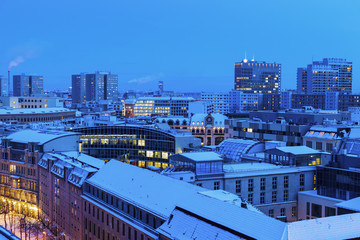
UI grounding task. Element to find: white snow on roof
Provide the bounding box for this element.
[178,152,223,162]
[157,208,245,240]
[224,165,316,178]
[0,107,74,115]
[87,160,287,240]
[287,213,360,240]
[48,151,105,170]
[335,197,360,212]
[223,162,283,172]
[5,129,78,145]
[275,146,320,155]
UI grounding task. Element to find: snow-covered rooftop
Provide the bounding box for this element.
[287,213,360,240]
[0,107,74,115]
[5,129,79,145]
[224,164,316,178]
[48,151,105,170]
[335,197,360,212]
[177,152,223,162]
[275,146,320,155]
[86,160,287,240]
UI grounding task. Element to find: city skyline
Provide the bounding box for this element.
[1,1,360,92]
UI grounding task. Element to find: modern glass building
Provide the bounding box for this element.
[72,73,86,104]
[71,124,201,168]
[234,59,281,94]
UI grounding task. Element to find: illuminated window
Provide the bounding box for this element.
[138,140,145,146]
[146,151,153,158]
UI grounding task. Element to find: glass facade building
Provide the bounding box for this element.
[72,125,200,168]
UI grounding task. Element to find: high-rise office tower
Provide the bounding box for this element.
[234,58,281,94]
[13,73,44,96]
[297,58,352,94]
[0,76,8,96]
[72,73,86,104]
[86,72,118,101]
[72,71,118,104]
[158,81,164,94]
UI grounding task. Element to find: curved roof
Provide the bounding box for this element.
[216,138,261,162]
[5,129,79,145]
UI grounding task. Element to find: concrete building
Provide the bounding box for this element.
[297,58,352,94]
[227,118,310,146]
[234,59,281,94]
[229,90,260,113]
[0,96,63,109]
[249,108,350,125]
[201,92,229,114]
[0,130,79,218]
[0,107,76,123]
[260,93,281,110]
[82,160,289,240]
[13,74,43,97]
[167,151,316,222]
[133,97,194,117]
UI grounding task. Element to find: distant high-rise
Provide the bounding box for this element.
[72,71,118,104]
[0,76,8,96]
[234,58,281,94]
[297,58,352,94]
[158,81,164,94]
[72,73,86,104]
[13,73,43,96]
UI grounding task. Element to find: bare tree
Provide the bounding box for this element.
[0,200,10,229]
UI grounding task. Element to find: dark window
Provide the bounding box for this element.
[306,141,312,148]
[272,177,277,189]
[325,207,336,217]
[311,203,322,218]
[236,180,241,193]
[260,178,266,191]
[248,179,253,192]
[306,202,310,215]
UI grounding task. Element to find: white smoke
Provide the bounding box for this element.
[8,56,25,69]
[128,73,164,84]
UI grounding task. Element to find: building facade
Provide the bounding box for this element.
[0,130,79,219]
[38,152,104,239]
[201,92,229,114]
[71,124,201,168]
[234,59,281,94]
[297,58,352,94]
[13,74,43,97]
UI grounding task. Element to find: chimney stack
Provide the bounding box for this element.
[7,70,10,96]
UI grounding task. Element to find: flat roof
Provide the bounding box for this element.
[86,160,287,240]
[335,197,360,212]
[287,213,360,240]
[224,165,316,178]
[275,146,320,155]
[0,107,75,115]
[178,152,223,162]
[6,129,78,145]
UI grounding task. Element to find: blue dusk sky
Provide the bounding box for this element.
[0,0,359,92]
